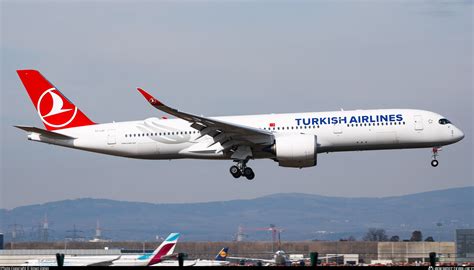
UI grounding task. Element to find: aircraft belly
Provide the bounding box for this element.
[324,126,449,152]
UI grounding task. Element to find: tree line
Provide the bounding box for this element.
[339,228,435,242]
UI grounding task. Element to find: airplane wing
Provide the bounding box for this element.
[137,88,274,158]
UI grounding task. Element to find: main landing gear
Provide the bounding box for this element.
[230,160,255,180]
[431,147,440,167]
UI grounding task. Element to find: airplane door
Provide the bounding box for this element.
[107,129,116,145]
[414,115,424,131]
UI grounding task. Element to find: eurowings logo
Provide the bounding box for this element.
[37,88,78,128]
[139,233,181,266]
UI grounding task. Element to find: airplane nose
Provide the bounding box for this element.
[455,127,465,142]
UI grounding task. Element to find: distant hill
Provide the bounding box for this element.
[1,187,472,242]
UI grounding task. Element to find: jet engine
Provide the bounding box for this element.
[270,134,318,168]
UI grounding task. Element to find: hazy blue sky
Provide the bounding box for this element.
[1,1,472,210]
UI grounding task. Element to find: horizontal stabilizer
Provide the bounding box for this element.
[14,125,76,140]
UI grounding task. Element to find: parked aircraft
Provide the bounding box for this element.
[228,250,337,266]
[22,233,179,266]
[154,247,229,266]
[22,255,121,266]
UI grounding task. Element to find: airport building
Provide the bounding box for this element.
[377,242,455,263]
[456,229,474,263]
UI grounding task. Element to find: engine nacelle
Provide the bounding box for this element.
[273,134,317,168]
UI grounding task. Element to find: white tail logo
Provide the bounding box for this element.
[43,90,72,117]
[37,88,77,128]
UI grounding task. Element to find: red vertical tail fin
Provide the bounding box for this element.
[17,70,95,131]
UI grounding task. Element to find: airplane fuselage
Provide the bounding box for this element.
[30,109,464,161]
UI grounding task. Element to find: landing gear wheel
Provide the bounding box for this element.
[229,159,256,180]
[243,167,255,180]
[431,147,440,168]
[246,172,255,180]
[230,166,242,178]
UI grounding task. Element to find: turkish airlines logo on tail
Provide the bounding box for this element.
[37,88,77,128]
[149,98,158,105]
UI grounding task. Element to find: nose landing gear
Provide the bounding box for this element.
[230,160,255,180]
[431,147,440,167]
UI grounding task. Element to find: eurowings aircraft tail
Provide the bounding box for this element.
[215,247,229,261]
[146,232,181,266]
[16,69,95,131]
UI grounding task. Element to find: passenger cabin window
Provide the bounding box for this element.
[439,118,451,125]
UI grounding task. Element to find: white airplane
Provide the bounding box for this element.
[228,250,292,266]
[21,232,179,267]
[16,70,464,180]
[154,247,230,266]
[228,250,338,266]
[22,255,121,267]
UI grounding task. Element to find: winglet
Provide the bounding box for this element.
[137,88,164,106]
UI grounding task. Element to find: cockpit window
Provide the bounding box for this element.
[439,118,451,125]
